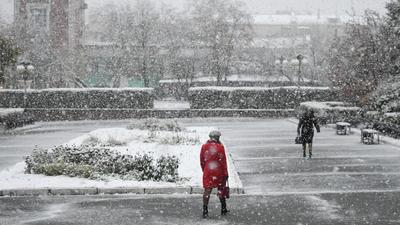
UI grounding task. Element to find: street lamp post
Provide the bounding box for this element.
[16,62,34,107]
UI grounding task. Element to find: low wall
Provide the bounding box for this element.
[0,88,154,109]
[188,86,339,109]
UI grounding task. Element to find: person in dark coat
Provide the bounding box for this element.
[297,109,320,159]
[200,130,229,218]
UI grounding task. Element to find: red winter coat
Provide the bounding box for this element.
[200,140,228,188]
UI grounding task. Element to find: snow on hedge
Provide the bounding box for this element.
[189,86,330,91]
[0,88,154,109]
[0,108,24,117]
[0,88,153,93]
[0,125,242,190]
[189,86,337,109]
[299,101,361,124]
[300,101,360,112]
[160,75,315,83]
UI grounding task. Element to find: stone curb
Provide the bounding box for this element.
[0,187,245,197]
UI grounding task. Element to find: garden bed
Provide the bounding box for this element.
[0,119,242,192]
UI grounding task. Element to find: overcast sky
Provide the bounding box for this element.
[0,0,391,24]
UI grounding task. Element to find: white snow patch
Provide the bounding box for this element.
[305,195,342,220]
[21,204,68,224]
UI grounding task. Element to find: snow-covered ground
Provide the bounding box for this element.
[0,126,242,190]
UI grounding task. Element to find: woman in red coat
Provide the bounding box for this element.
[200,130,229,218]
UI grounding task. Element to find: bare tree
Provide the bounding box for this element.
[94,1,163,87]
[327,10,390,105]
[189,0,253,85]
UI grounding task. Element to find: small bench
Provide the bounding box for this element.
[361,129,380,144]
[336,122,351,135]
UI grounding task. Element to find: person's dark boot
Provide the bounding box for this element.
[220,198,229,216]
[221,208,229,215]
[203,205,208,218]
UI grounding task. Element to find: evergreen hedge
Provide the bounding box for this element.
[0,88,154,109]
[188,86,338,109]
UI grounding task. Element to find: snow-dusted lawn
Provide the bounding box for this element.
[0,126,242,191]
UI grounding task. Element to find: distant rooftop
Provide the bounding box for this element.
[252,14,357,25]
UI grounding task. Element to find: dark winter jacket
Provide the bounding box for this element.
[297,113,320,143]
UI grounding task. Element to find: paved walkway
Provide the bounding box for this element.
[209,119,400,195]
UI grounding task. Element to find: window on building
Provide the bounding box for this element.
[31,8,47,28]
[27,4,50,31]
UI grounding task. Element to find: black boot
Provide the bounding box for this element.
[220,198,229,216]
[221,208,229,216]
[203,205,208,218]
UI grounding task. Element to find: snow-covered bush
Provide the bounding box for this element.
[188,86,338,109]
[370,81,400,113]
[85,135,127,147]
[25,145,180,182]
[0,88,154,109]
[0,108,35,129]
[299,102,361,124]
[144,131,200,145]
[127,118,182,131]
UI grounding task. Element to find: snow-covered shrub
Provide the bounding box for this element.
[157,132,200,145]
[383,113,400,124]
[154,155,180,182]
[370,81,400,113]
[188,86,338,109]
[0,108,35,129]
[127,118,182,131]
[25,145,180,182]
[105,137,127,146]
[143,131,200,145]
[299,102,361,124]
[0,88,154,109]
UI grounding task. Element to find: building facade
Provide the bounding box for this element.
[13,0,87,88]
[14,0,86,52]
